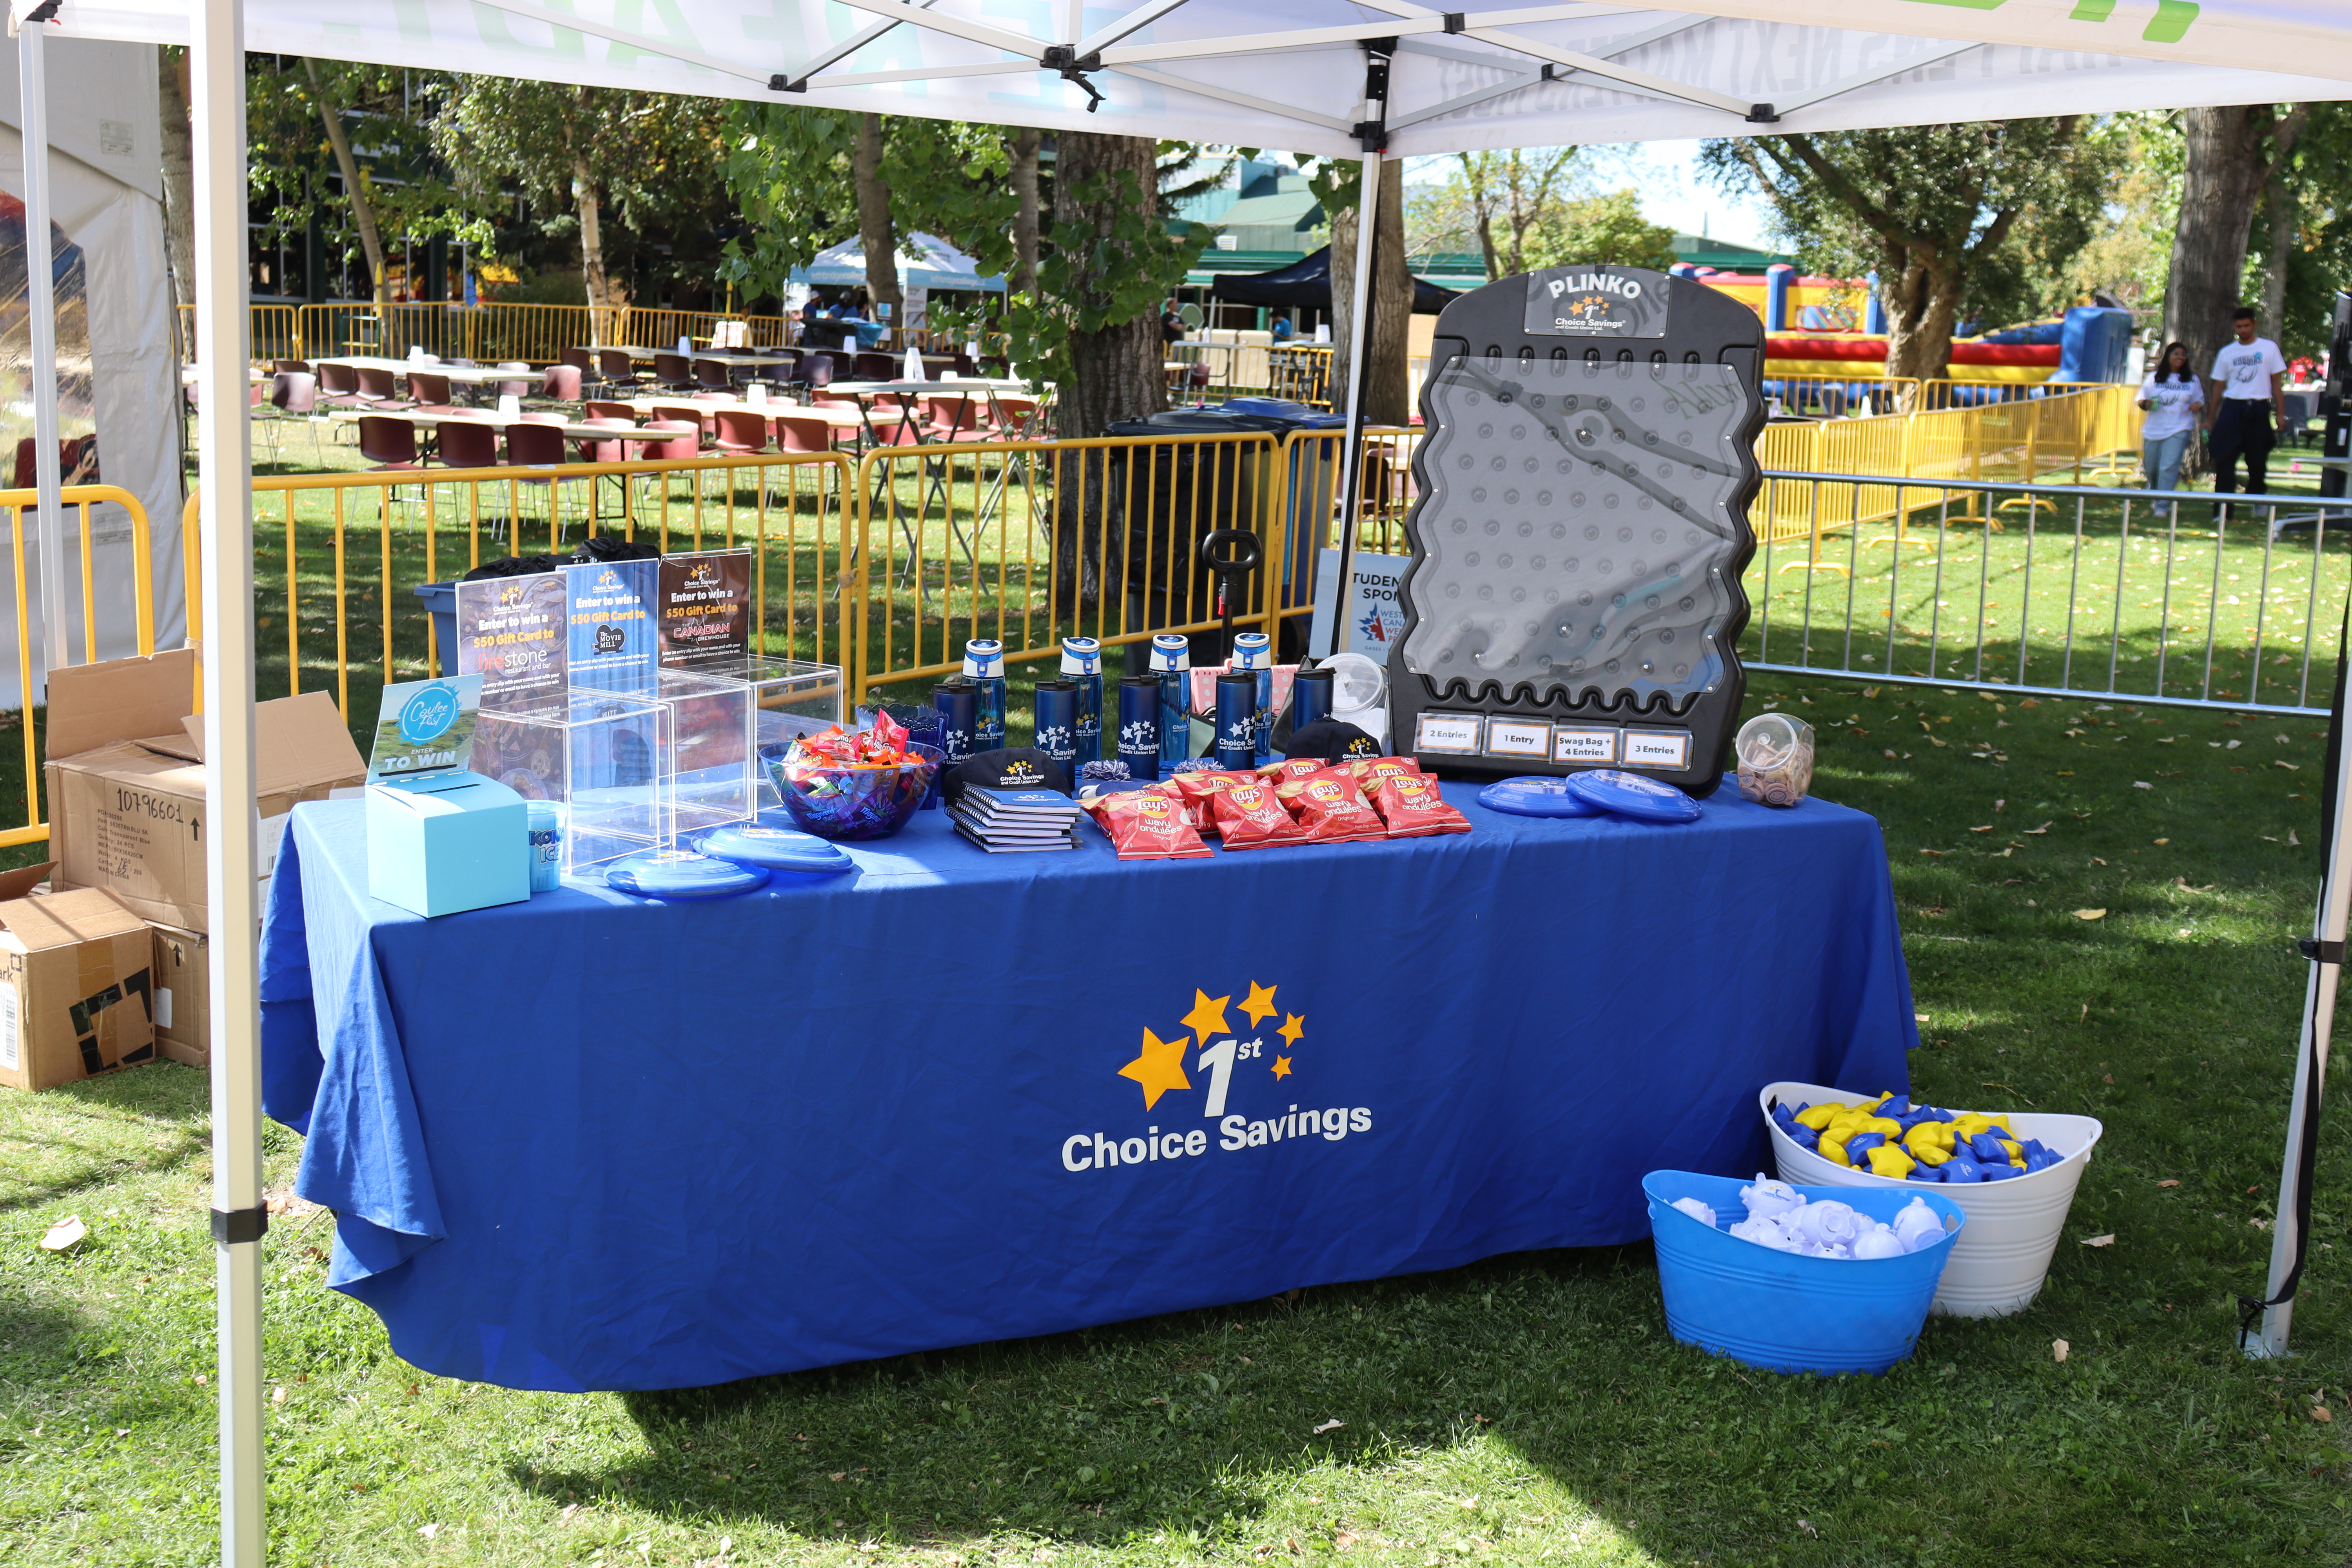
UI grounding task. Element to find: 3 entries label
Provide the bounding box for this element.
[1060,978,1372,1174]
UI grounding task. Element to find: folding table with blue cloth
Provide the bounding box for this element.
[258,778,1917,1391]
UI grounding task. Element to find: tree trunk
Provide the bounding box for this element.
[1053,131,1165,615]
[2258,113,2306,341]
[158,49,194,311]
[853,113,902,315]
[1878,247,1960,382]
[302,58,387,305]
[1328,158,1413,426]
[1010,127,1041,298]
[2164,105,2275,388]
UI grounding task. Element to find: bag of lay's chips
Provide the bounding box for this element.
[1170,769,1257,835]
[1259,756,1327,784]
[1087,785,1212,860]
[1277,767,1386,843]
[1210,780,1312,849]
[1348,756,1423,794]
[1372,772,1474,838]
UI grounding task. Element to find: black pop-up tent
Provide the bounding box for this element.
[1210,246,1457,316]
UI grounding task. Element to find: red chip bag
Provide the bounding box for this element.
[1211,781,1312,849]
[1100,787,1212,860]
[1348,756,1423,793]
[1373,773,1474,838]
[1259,756,1326,784]
[1281,768,1386,843]
[1171,769,1258,835]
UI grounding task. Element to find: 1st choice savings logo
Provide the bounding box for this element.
[1059,978,1371,1173]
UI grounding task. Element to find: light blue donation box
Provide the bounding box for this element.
[365,770,529,917]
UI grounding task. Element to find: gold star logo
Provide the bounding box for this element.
[1238,981,1279,1028]
[1278,1013,1306,1049]
[1118,1027,1192,1109]
[1271,1055,1293,1080]
[1181,989,1232,1043]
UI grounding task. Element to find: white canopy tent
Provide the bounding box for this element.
[796,231,1006,292]
[29,2,2352,1563]
[0,28,181,701]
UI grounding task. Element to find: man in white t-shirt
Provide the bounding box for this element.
[2204,305,2289,503]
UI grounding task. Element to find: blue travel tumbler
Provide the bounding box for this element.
[1288,664,1333,740]
[1117,675,1161,780]
[963,638,1007,750]
[526,801,564,892]
[932,680,978,764]
[1061,636,1103,765]
[1150,633,1190,768]
[1231,631,1274,765]
[1216,671,1257,770]
[1032,679,1079,776]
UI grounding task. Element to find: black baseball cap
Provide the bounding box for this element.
[1279,718,1383,761]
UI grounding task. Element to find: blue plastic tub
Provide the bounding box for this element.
[1643,1170,1965,1376]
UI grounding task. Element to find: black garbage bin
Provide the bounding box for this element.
[1102,408,1292,664]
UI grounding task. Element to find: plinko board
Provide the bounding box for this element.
[1389,265,1764,795]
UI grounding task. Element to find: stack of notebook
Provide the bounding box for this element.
[951,785,1084,852]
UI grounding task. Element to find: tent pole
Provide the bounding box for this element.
[192,0,267,1561]
[2251,613,2352,1357]
[1324,148,1380,660]
[15,11,67,676]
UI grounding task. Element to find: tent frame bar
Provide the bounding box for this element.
[13,4,66,676]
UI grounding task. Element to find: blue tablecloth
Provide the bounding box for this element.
[261,779,1915,1392]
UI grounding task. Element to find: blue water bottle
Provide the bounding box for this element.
[932,680,978,765]
[526,801,564,892]
[1150,633,1190,768]
[1032,679,1079,777]
[1288,664,1333,742]
[1215,671,1257,771]
[1117,675,1160,781]
[1231,631,1274,766]
[1061,636,1102,766]
[963,638,1007,751]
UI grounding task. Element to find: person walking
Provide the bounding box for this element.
[2205,306,2289,511]
[2138,340,2202,513]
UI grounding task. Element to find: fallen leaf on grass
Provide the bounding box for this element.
[2292,829,2303,846]
[1915,1013,1931,1025]
[1920,848,1947,858]
[2074,909,2107,920]
[2277,761,2301,771]
[37,1216,85,1252]
[2133,780,2153,789]
[2024,822,2051,835]
[2081,1234,2116,1248]
[2158,1179,2180,1188]
[1313,1419,1345,1434]
[828,1473,846,1482]
[270,1386,287,1405]
[1797,1519,1819,1537]
[1970,825,1994,833]
[2316,1406,2336,1424]
[419,1523,441,1540]
[2053,1340,2070,1363]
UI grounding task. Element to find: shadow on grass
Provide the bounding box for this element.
[0,1066,211,1216]
[510,1246,1661,1550]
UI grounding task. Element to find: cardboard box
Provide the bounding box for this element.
[44,650,367,932]
[0,865,157,1091]
[365,771,530,916]
[149,922,209,1069]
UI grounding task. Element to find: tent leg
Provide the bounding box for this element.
[192,0,267,1562]
[1321,148,1380,661]
[16,15,67,676]
[2250,610,2352,1358]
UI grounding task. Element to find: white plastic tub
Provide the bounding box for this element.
[1759,1080,2103,1318]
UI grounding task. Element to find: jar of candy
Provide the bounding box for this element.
[1735,712,1813,807]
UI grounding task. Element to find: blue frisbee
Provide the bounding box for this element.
[1563,768,1704,822]
[1478,776,1605,818]
[605,849,773,899]
[692,824,856,876]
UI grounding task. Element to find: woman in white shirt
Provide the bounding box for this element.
[2139,341,2203,514]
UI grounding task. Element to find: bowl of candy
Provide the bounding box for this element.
[759,711,942,841]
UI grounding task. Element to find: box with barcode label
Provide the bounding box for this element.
[0,867,155,1091]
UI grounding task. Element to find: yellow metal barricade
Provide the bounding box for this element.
[848,432,1293,702]
[0,485,159,848]
[190,453,857,725]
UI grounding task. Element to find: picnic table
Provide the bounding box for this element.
[314,356,545,389]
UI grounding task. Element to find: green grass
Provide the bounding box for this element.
[6,670,2352,1565]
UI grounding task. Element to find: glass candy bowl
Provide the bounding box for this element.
[760,740,943,840]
